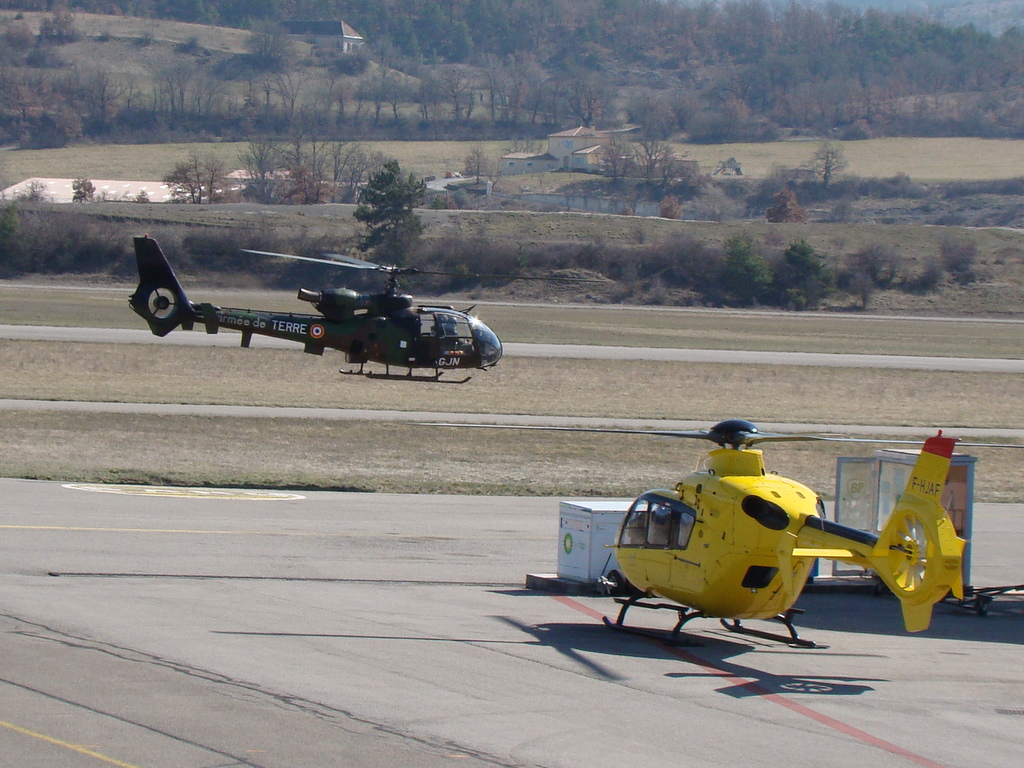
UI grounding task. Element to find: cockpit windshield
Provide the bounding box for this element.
[470,317,502,367]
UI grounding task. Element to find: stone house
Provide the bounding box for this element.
[500,126,610,176]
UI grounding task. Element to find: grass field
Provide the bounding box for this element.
[5,339,1024,426]
[6,137,1024,190]
[1,323,1022,498]
[0,10,256,52]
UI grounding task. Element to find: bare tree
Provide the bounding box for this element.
[633,138,674,184]
[329,142,386,203]
[559,68,612,127]
[437,66,475,123]
[164,151,227,204]
[238,137,282,203]
[246,22,293,72]
[272,72,304,128]
[809,140,848,188]
[278,124,332,205]
[600,132,634,181]
[464,143,496,183]
[521,58,551,125]
[481,54,510,123]
[155,62,197,120]
[357,70,389,127]
[416,69,443,123]
[80,69,127,126]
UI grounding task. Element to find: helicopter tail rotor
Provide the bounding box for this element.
[129,236,197,336]
[794,431,964,632]
[869,432,965,632]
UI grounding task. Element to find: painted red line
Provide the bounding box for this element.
[553,595,948,768]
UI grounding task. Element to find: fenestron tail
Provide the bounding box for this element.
[871,432,965,632]
[128,236,196,336]
[794,432,965,632]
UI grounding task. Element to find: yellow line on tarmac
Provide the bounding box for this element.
[0,719,145,768]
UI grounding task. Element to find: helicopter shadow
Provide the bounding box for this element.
[493,614,884,698]
[491,615,671,681]
[661,638,883,699]
[792,590,1024,646]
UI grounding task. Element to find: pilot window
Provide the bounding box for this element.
[647,502,672,546]
[619,496,698,549]
[432,313,474,354]
[619,503,650,546]
[674,506,696,549]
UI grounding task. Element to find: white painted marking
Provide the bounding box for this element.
[62,483,304,500]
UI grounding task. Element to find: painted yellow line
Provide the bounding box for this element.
[0,719,145,768]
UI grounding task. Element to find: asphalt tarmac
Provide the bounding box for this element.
[2,479,1022,768]
[4,323,1024,372]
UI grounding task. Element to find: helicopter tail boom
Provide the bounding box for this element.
[795,432,964,632]
[129,236,197,336]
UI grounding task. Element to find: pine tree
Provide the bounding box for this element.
[722,234,771,306]
[353,160,426,263]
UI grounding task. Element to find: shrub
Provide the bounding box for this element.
[768,239,833,309]
[766,188,807,223]
[939,236,979,284]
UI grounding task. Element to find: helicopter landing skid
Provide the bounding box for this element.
[602,595,705,646]
[340,364,472,384]
[719,610,824,649]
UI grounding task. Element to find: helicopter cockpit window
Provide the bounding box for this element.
[674,505,696,549]
[430,312,475,354]
[620,495,698,549]
[619,502,650,547]
[647,502,673,547]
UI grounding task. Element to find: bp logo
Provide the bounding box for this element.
[563,533,574,554]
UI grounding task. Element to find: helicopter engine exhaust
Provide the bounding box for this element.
[297,289,321,304]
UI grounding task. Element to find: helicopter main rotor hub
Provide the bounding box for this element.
[707,419,762,449]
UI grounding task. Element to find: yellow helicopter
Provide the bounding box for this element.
[431,418,985,647]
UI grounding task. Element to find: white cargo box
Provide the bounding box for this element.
[557,500,630,584]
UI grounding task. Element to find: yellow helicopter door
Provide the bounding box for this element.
[615,503,648,585]
[668,503,700,592]
[643,501,674,585]
[618,494,703,593]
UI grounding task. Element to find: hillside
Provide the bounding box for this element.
[5,199,1023,317]
[2,3,1024,150]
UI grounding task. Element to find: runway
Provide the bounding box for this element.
[1,479,1021,768]
[4,323,1023,372]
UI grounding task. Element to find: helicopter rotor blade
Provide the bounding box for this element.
[322,253,395,271]
[417,422,784,448]
[245,248,604,283]
[241,249,370,269]
[418,421,1024,451]
[796,435,1024,449]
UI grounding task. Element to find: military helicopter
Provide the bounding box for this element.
[129,235,516,382]
[427,418,1004,647]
